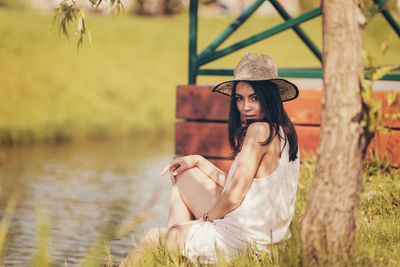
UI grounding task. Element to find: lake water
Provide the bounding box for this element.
[0,136,174,266]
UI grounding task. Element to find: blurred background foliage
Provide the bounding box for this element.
[0,0,28,8]
[0,0,399,145]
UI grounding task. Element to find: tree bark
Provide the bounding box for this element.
[299,0,366,265]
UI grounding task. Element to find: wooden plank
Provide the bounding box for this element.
[367,130,400,166]
[176,85,229,121]
[283,90,321,125]
[175,122,320,161]
[369,91,400,128]
[175,121,231,157]
[293,126,400,166]
[210,131,400,170]
[176,85,400,127]
[177,85,323,124]
[296,125,320,158]
[292,127,400,166]
[175,121,400,166]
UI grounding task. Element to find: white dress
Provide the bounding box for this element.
[182,135,300,263]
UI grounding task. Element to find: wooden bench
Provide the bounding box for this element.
[176,80,400,172]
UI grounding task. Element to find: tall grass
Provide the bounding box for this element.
[121,157,400,266]
[0,7,399,144]
[0,157,398,265]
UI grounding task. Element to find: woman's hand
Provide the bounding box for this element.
[160,155,202,183]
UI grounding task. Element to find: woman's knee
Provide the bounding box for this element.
[176,166,201,180]
[173,167,221,218]
[176,167,220,195]
[174,167,201,193]
[175,167,204,187]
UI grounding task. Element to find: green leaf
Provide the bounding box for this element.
[362,49,374,67]
[362,50,371,67]
[386,92,398,107]
[77,16,83,34]
[391,113,400,120]
[79,8,86,19]
[371,65,398,81]
[380,40,390,57]
[361,79,371,100]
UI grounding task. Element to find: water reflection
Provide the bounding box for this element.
[0,136,173,266]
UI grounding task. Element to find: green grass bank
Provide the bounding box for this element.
[0,7,399,145]
[123,158,400,266]
[1,157,398,266]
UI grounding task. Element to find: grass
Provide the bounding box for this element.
[126,157,399,267]
[0,156,398,265]
[113,157,400,266]
[0,7,399,144]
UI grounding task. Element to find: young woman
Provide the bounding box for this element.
[120,53,300,265]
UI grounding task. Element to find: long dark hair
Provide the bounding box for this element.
[228,80,298,161]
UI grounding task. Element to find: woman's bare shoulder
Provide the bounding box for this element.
[246,122,270,142]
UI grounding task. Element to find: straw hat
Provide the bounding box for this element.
[212,53,299,102]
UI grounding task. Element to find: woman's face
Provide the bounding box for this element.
[235,82,265,122]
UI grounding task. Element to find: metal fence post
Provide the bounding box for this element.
[188,0,198,84]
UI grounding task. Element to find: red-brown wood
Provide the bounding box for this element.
[367,130,400,165]
[283,90,321,125]
[176,85,400,127]
[175,121,400,166]
[175,121,319,160]
[370,91,400,128]
[175,121,230,157]
[296,125,320,157]
[176,84,400,166]
[176,85,229,121]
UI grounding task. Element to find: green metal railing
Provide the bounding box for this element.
[188,0,400,84]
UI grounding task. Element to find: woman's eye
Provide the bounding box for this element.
[251,96,258,101]
[235,97,242,101]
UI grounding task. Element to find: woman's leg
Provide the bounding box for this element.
[173,167,222,219]
[168,184,194,227]
[121,167,222,266]
[167,167,222,226]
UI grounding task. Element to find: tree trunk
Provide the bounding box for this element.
[299,0,366,265]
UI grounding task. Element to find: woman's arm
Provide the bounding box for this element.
[160,155,227,188]
[205,122,270,221]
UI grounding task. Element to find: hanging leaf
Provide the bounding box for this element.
[371,65,398,82]
[53,0,124,48]
[112,0,125,15]
[362,49,372,67]
[88,31,92,45]
[379,40,390,57]
[361,79,371,101]
[96,0,104,8]
[77,16,83,33]
[386,92,398,107]
[391,113,400,120]
[361,45,398,141]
